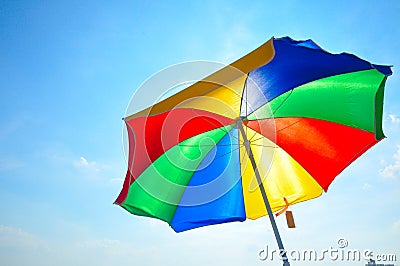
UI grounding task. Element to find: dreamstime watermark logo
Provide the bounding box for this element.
[258,238,397,264]
[120,61,277,206]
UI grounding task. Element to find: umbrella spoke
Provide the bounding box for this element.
[272,89,294,115]
[248,129,262,142]
[211,145,243,161]
[250,143,277,148]
[249,135,267,143]
[179,143,241,147]
[249,118,303,144]
[189,108,241,142]
[276,118,302,132]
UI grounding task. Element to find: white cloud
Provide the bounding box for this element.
[0,225,45,249]
[0,225,139,265]
[73,156,100,172]
[362,183,372,190]
[73,237,141,260]
[380,145,400,178]
[74,156,95,167]
[389,114,400,124]
[76,238,121,249]
[72,156,119,182]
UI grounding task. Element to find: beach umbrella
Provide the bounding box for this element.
[115,37,392,266]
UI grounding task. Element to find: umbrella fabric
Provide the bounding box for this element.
[115,37,392,232]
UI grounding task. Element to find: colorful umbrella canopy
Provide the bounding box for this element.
[115,37,392,233]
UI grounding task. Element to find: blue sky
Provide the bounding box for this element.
[0,1,399,265]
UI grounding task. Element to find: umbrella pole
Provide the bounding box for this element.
[237,119,290,266]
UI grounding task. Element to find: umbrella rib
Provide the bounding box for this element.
[245,88,295,121]
[212,145,244,161]
[273,118,303,133]
[238,74,249,120]
[244,75,249,137]
[248,129,262,142]
[272,89,294,116]
[178,143,241,147]
[246,74,248,119]
[189,109,240,142]
[226,127,241,142]
[250,143,278,148]
[251,135,269,143]
[180,132,244,164]
[250,118,303,143]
